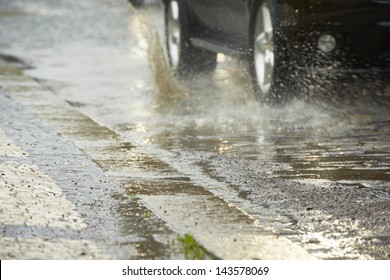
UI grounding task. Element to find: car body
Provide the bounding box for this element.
[163,0,390,102]
[181,0,390,58]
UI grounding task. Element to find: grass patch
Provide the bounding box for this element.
[169,234,214,260]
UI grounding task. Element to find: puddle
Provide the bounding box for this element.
[113,192,184,259]
[125,180,210,196]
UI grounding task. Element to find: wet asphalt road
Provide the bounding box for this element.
[0,0,390,259]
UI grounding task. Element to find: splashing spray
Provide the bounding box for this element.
[128,4,188,99]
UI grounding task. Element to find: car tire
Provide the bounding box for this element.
[249,0,292,104]
[165,0,217,77]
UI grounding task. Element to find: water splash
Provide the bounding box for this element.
[128,4,188,100]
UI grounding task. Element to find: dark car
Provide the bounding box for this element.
[163,0,390,103]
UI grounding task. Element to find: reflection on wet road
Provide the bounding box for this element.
[150,97,390,183]
[0,0,389,259]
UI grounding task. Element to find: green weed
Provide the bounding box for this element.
[169,233,211,260]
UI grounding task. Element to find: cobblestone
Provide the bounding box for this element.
[0,127,107,258]
[0,60,119,259]
[0,236,103,259]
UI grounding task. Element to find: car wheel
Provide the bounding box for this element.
[165,0,217,77]
[249,0,291,104]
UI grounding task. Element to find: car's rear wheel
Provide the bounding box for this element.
[249,0,291,104]
[165,0,217,77]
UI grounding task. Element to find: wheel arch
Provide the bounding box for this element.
[164,0,217,77]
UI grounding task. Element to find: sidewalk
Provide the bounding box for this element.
[0,58,113,259]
